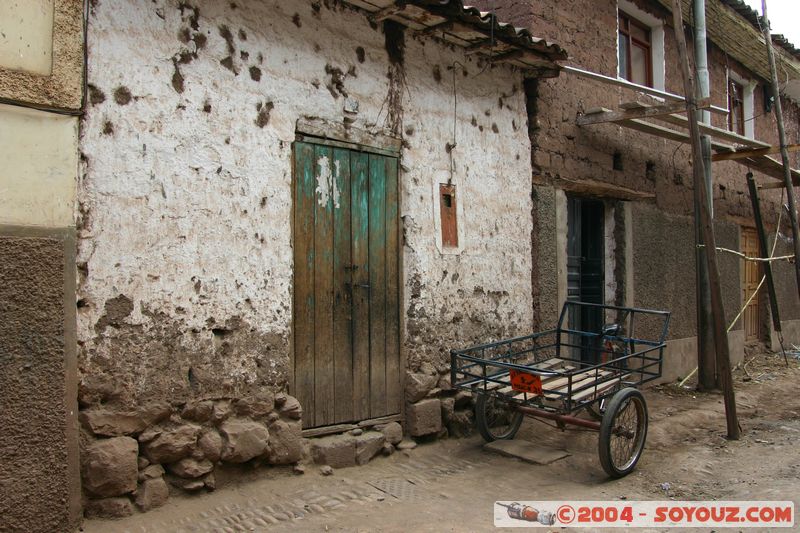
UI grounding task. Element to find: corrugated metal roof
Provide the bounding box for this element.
[343,0,568,76]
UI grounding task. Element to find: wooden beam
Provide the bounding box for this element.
[563,65,729,115]
[712,143,800,162]
[490,49,525,63]
[369,2,405,22]
[732,155,800,185]
[619,119,736,152]
[414,20,452,36]
[577,98,710,126]
[758,180,790,190]
[553,176,655,200]
[464,38,495,54]
[655,113,770,149]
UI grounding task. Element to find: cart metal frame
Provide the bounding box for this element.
[450,302,670,476]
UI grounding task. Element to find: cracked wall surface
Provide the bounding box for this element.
[78,0,533,406]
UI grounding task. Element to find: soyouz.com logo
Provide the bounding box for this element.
[494,501,795,528]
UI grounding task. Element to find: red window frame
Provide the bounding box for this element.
[619,11,653,87]
[439,184,458,248]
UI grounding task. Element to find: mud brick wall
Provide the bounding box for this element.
[478,0,800,332]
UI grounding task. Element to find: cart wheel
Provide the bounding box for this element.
[598,388,648,478]
[475,393,523,442]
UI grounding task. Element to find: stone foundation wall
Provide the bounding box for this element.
[79,389,304,517]
[78,379,476,518]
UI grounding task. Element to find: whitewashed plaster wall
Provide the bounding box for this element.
[78,0,533,404]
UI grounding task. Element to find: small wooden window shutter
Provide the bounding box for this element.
[439,183,458,248]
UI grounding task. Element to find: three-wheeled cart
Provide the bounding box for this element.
[450,302,670,477]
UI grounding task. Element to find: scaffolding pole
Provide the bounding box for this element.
[760,0,800,300]
[671,0,740,439]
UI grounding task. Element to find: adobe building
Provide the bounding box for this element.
[477,0,800,380]
[1,0,799,528]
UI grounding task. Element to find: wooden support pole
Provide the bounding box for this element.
[746,172,783,334]
[761,0,800,301]
[671,0,740,439]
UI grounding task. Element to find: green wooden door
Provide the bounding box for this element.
[293,141,401,429]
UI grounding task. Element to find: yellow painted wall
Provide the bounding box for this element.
[0,0,54,76]
[0,103,77,227]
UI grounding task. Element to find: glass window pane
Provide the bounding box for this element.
[631,43,648,85]
[619,33,629,79]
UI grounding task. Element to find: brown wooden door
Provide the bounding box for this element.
[741,228,761,342]
[293,141,401,429]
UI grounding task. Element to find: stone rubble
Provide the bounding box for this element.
[219,419,270,463]
[79,388,438,519]
[82,436,138,497]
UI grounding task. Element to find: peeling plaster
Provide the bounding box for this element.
[79,0,534,402]
[314,154,341,209]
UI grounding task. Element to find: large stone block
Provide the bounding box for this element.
[180,400,214,423]
[311,434,356,468]
[267,420,304,465]
[82,437,138,497]
[197,428,223,463]
[234,392,275,418]
[355,432,386,465]
[406,399,442,437]
[405,373,438,403]
[80,404,170,437]
[167,457,214,478]
[275,393,302,420]
[135,477,169,512]
[219,419,269,463]
[379,421,403,445]
[141,425,200,464]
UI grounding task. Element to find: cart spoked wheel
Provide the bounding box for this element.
[598,388,648,478]
[475,392,524,442]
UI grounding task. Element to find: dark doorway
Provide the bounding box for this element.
[567,197,605,362]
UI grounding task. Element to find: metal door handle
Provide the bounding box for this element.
[354,283,370,289]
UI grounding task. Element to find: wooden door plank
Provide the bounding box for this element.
[350,152,371,421]
[313,144,335,426]
[293,142,316,429]
[384,156,401,415]
[368,153,388,418]
[332,147,354,423]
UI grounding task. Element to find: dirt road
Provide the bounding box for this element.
[83,352,800,532]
